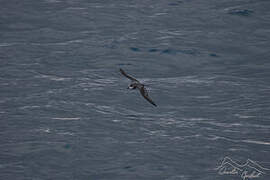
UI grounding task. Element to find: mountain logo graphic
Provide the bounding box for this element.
[216,157,270,180]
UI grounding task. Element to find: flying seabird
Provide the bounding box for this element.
[120,68,157,107]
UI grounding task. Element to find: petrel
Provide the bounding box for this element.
[120,68,157,107]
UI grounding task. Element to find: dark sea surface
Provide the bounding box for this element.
[1,0,270,179]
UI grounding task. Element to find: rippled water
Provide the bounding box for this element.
[1,0,270,179]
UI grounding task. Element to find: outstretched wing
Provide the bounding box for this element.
[140,86,157,107]
[120,68,139,82]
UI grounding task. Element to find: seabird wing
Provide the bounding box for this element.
[120,68,139,82]
[139,86,157,107]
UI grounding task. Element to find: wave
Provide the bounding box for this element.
[242,140,270,146]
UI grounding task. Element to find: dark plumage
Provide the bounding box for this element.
[120,68,157,107]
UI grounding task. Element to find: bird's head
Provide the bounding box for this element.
[128,84,136,89]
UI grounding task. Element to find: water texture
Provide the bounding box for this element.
[1,0,270,179]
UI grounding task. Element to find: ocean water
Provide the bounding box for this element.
[1,0,270,179]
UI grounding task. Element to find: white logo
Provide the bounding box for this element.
[216,156,270,180]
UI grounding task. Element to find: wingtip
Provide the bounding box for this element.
[119,68,124,74]
[151,102,157,107]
